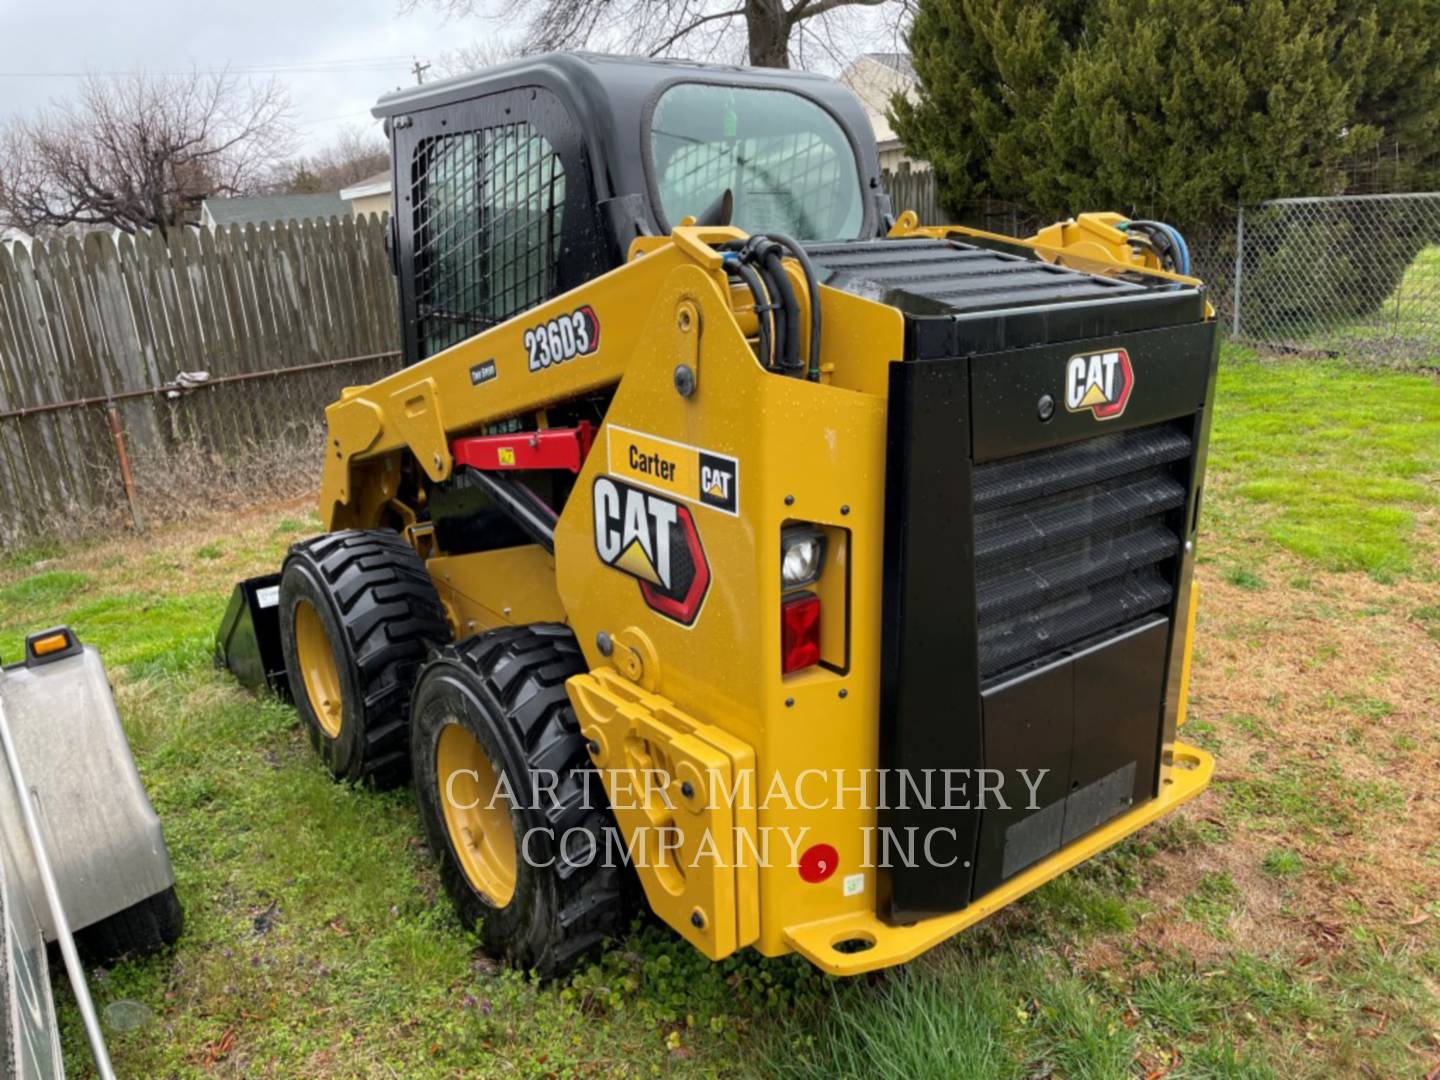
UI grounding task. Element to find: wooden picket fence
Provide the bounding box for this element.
[883,162,954,225]
[0,216,400,548]
[882,165,1046,238]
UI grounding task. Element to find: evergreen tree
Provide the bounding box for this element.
[895,0,1440,226]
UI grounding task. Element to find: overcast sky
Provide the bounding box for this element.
[0,0,504,147]
[0,0,906,162]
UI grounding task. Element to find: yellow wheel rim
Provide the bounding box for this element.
[437,724,518,907]
[294,599,343,739]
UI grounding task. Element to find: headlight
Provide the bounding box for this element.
[780,525,826,589]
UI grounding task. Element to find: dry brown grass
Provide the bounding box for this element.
[4,425,327,553]
[1089,523,1440,1039]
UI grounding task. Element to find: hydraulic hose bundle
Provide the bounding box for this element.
[722,233,822,381]
[1122,220,1192,276]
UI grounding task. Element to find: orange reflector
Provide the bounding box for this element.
[31,632,69,656]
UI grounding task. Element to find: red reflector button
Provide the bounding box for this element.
[799,843,839,883]
[781,593,821,673]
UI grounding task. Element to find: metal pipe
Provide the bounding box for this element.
[106,404,144,534]
[0,695,117,1080]
[0,349,402,422]
[460,467,558,554]
[1258,190,1440,206]
[1231,205,1245,339]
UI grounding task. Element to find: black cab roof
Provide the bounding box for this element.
[374,52,886,238]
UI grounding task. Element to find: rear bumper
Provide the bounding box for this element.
[782,741,1212,976]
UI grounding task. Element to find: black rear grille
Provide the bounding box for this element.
[977,520,1179,622]
[973,425,1192,511]
[974,423,1190,678]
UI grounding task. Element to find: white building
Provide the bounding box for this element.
[340,171,392,218]
[838,52,926,173]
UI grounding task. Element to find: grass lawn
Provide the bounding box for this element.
[2,348,1438,1078]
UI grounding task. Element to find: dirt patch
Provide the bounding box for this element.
[1097,528,1440,973]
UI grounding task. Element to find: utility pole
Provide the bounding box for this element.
[411,59,431,85]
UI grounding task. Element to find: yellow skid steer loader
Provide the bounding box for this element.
[219,53,1214,977]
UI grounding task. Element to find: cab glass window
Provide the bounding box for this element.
[649,84,863,241]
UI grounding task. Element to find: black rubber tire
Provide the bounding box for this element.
[74,885,183,966]
[279,529,450,788]
[410,625,631,978]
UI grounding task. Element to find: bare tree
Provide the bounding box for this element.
[0,70,295,236]
[275,123,390,194]
[406,0,906,70]
[434,39,523,79]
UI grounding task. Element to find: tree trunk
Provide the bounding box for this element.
[745,0,790,67]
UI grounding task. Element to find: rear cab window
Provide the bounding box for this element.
[649,83,865,241]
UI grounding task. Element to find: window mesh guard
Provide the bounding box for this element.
[411,123,566,360]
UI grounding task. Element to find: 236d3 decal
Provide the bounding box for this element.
[525,305,600,372]
[592,476,710,626]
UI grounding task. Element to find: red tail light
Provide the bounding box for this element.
[781,593,821,674]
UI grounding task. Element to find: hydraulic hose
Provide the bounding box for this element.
[725,256,775,369]
[762,232,823,381]
[722,236,808,378]
[1128,220,1192,276]
[742,237,801,376]
[724,240,785,369]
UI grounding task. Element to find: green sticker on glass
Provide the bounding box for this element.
[723,107,738,138]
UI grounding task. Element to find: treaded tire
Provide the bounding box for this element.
[74,885,183,966]
[279,529,450,788]
[411,625,631,978]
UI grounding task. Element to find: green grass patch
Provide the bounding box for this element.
[1414,603,1440,641]
[0,569,91,609]
[1176,1036,1278,1079]
[1326,693,1394,721]
[1221,759,1403,840]
[1261,848,1303,878]
[1224,567,1266,591]
[2,589,224,676]
[1182,871,1243,938]
[1029,977,1136,1080]
[1226,713,1267,740]
[1206,351,1440,575]
[1131,969,1212,1038]
[0,537,67,572]
[757,957,1024,1079]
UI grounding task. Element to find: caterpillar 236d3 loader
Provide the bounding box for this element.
[219,53,1216,977]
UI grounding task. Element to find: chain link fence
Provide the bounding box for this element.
[1216,193,1440,364]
